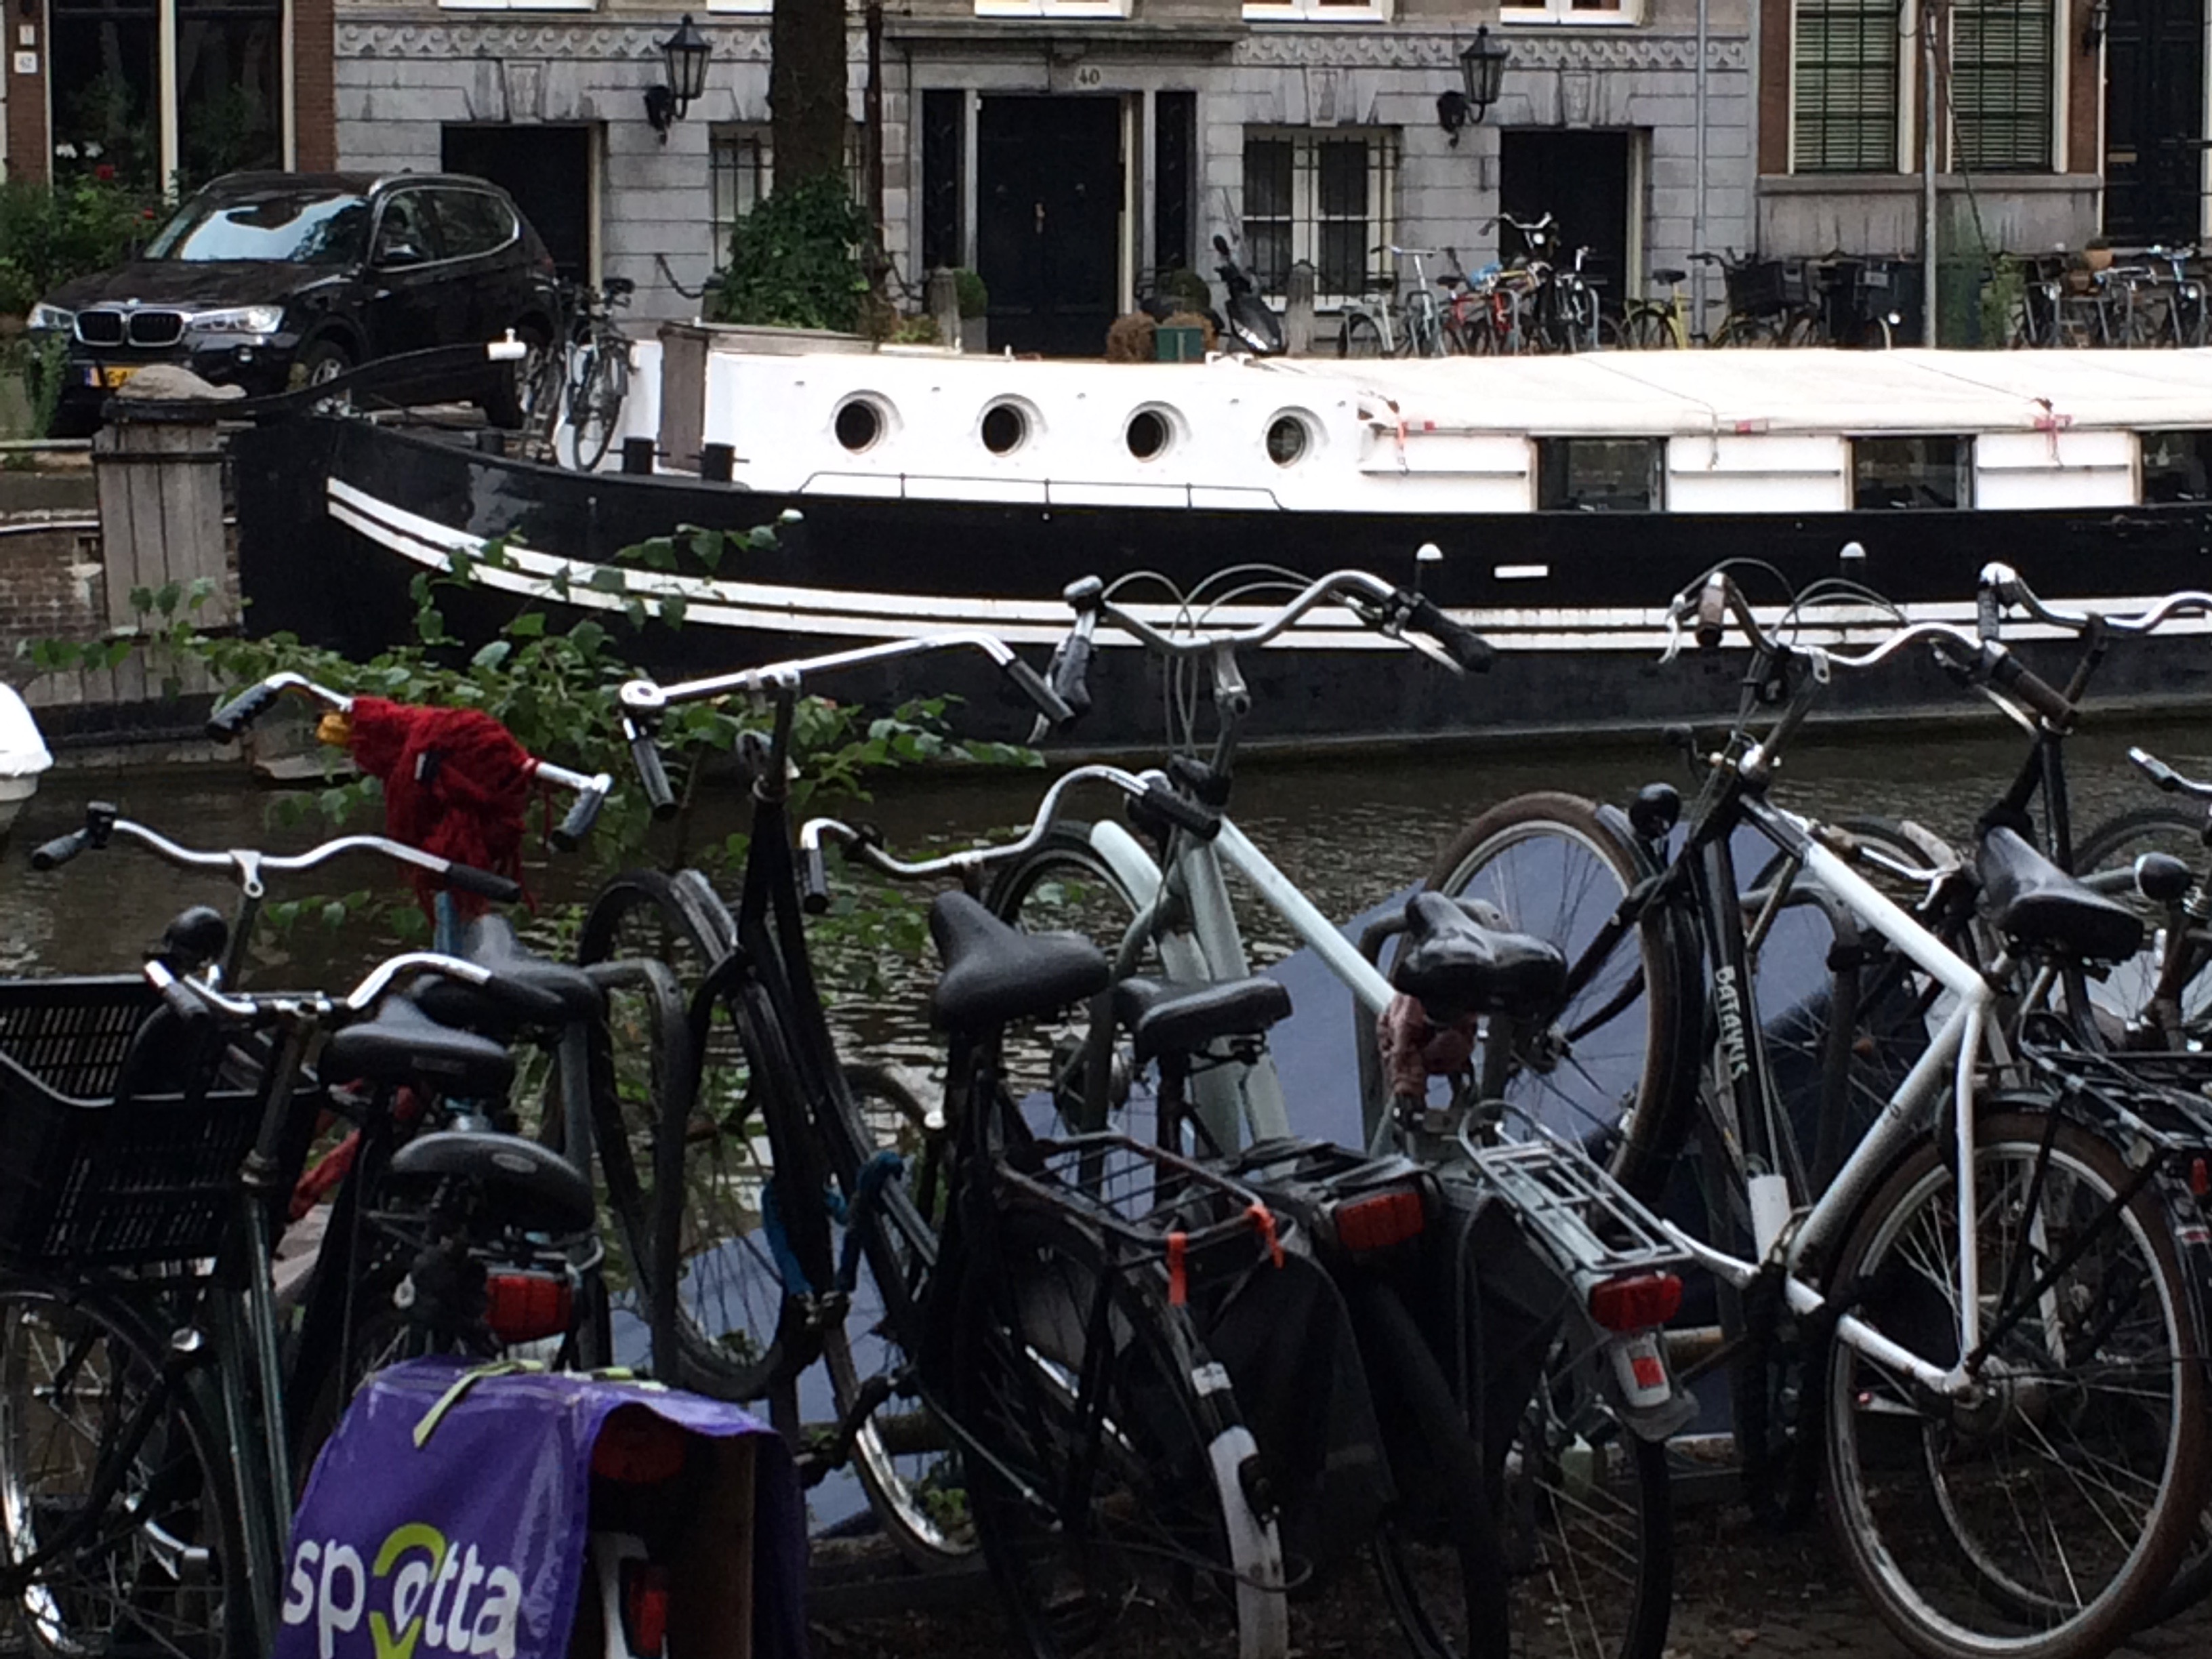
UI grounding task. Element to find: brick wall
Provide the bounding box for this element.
[5,5,47,186]
[0,525,104,655]
[295,0,338,170]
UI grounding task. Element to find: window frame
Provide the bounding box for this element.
[1498,0,1645,27]
[2142,430,2212,505]
[1789,0,1906,175]
[431,188,520,260]
[1946,0,2057,173]
[1242,0,1394,24]
[1536,437,1667,511]
[1241,126,1398,311]
[1850,434,1974,510]
[973,0,1131,18]
[436,0,595,14]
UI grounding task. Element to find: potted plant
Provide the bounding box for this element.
[954,268,989,354]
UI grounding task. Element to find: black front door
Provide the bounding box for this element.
[978,98,1122,357]
[1498,131,1631,311]
[443,125,594,282]
[2105,0,2206,246]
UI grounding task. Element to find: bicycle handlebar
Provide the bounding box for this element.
[28,804,523,905]
[2129,745,2212,802]
[1978,562,2212,639]
[1088,569,1491,670]
[147,947,550,1025]
[205,672,613,850]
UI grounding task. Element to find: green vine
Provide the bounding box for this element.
[708,176,874,334]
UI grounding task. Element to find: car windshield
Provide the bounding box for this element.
[145,191,370,264]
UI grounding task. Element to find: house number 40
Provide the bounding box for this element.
[1074,64,1103,87]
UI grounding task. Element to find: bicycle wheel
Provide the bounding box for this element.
[953,1202,1284,1658]
[1340,314,1386,359]
[1823,1109,2210,1659]
[822,1063,975,1571]
[2070,806,2212,1046]
[575,869,797,1401]
[569,336,630,472]
[1622,308,1678,350]
[1713,313,1779,348]
[0,1274,245,1659]
[1427,794,1700,1202]
[1501,1331,1672,1659]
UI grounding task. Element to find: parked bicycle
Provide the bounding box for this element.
[520,277,636,471]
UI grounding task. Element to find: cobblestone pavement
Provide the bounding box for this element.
[817,1509,2212,1658]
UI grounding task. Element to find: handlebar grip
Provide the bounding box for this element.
[800,842,831,916]
[1003,655,1076,730]
[205,681,283,742]
[475,971,567,1027]
[439,861,525,905]
[551,786,606,852]
[1986,651,2074,724]
[159,975,213,1031]
[628,725,678,819]
[1141,778,1223,843]
[1975,584,2002,644]
[29,830,88,872]
[1694,578,1728,650]
[1405,594,1495,672]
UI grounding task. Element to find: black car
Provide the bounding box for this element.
[30,171,560,434]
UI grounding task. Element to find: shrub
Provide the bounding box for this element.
[0,176,166,315]
[1160,267,1213,314]
[953,268,988,320]
[709,175,874,334]
[1104,312,1156,363]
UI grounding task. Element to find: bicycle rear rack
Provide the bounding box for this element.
[1449,1119,1689,1293]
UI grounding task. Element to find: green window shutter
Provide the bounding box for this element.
[1793,0,1902,173]
[1952,0,2053,172]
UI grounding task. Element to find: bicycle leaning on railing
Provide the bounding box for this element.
[518,276,636,471]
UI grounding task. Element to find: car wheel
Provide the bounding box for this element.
[482,324,547,431]
[296,339,353,406]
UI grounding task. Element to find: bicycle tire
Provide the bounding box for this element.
[1622,307,1679,350]
[575,869,801,1401]
[1823,1109,2211,1659]
[569,336,630,472]
[1340,313,1386,359]
[0,1273,247,1659]
[1427,794,1700,1203]
[2070,805,2212,1047]
[823,1063,975,1572]
[952,1200,1285,1658]
[1713,313,1778,348]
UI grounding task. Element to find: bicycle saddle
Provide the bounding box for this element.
[1391,891,1566,1022]
[415,916,601,1035]
[602,276,636,299]
[1112,975,1292,1067]
[1652,267,1687,285]
[928,892,1110,1036]
[324,996,516,1099]
[387,1128,596,1237]
[1976,826,2145,963]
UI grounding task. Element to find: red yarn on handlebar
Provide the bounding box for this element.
[343,697,537,918]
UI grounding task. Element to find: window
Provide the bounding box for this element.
[1950,0,2053,171]
[975,0,1128,18]
[2143,432,2212,504]
[921,91,965,273]
[438,0,591,15]
[1853,436,1971,509]
[705,0,769,14]
[1791,0,1901,173]
[1154,92,1195,276]
[1538,439,1664,510]
[1243,0,1392,22]
[710,125,773,263]
[372,191,445,266]
[1242,129,1396,308]
[49,0,281,190]
[1500,0,1642,24]
[436,190,518,258]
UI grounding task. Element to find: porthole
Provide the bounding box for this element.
[1266,414,1311,467]
[981,402,1028,455]
[1126,407,1174,462]
[834,397,887,453]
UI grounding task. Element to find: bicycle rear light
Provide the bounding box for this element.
[621,1561,670,1659]
[484,1269,573,1343]
[1330,1188,1427,1254]
[1587,1271,1683,1332]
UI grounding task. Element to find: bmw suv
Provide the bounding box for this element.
[29,171,560,434]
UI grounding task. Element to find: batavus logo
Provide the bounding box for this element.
[1713,965,1750,1082]
[283,1523,527,1659]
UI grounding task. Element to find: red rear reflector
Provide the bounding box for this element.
[1333,1189,1426,1253]
[2194,1158,2209,1197]
[1588,1272,1683,1332]
[485,1270,573,1345]
[622,1561,670,1659]
[1631,1353,1666,1389]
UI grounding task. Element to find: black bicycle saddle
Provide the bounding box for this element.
[928,892,1110,1036]
[1391,890,1567,1022]
[1112,976,1292,1066]
[324,996,516,1099]
[1977,826,2145,963]
[387,1128,596,1237]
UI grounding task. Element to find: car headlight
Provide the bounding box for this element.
[187,304,285,337]
[26,303,73,333]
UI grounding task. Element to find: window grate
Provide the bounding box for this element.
[1242,128,1397,308]
[1792,0,1902,173]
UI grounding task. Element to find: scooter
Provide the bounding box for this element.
[1214,234,1286,356]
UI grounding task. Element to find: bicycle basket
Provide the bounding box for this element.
[994,1132,1290,1300]
[1723,258,1793,317]
[0,978,316,1269]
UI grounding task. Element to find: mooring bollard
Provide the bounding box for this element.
[700,443,735,483]
[1284,261,1317,357]
[621,436,656,476]
[94,405,231,633]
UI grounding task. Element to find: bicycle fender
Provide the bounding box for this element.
[1204,1417,1288,1659]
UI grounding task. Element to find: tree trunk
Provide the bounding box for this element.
[771,0,848,190]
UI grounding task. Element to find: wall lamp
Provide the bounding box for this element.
[2081,0,2109,52]
[1438,26,1511,146]
[644,14,712,142]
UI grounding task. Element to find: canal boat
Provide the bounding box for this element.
[0,686,52,840]
[231,343,2212,748]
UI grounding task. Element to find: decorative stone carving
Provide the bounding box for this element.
[339,20,771,64]
[1559,66,1592,125]
[504,59,543,121]
[1231,31,1743,71]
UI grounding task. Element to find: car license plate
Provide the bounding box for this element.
[98,365,139,390]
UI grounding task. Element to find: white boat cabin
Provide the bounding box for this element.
[644,340,2212,517]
